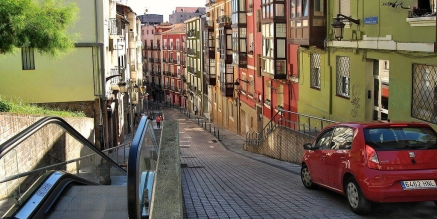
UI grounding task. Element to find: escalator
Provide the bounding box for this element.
[0,117,158,219]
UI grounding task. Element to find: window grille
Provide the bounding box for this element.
[22,47,35,70]
[336,56,350,98]
[412,64,437,124]
[310,53,321,89]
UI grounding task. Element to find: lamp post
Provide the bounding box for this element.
[234,78,251,135]
[118,80,134,135]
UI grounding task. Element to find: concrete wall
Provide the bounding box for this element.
[0,113,95,200]
[245,126,313,164]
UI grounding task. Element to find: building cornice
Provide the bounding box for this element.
[327,35,434,53]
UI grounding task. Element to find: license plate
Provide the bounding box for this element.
[401,180,437,190]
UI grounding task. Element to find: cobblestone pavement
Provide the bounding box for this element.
[163,108,437,219]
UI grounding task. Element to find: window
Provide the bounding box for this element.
[265,80,271,106]
[314,129,333,149]
[412,0,436,16]
[412,64,437,124]
[331,127,353,149]
[249,76,254,96]
[310,53,321,89]
[336,0,350,16]
[22,47,35,70]
[336,56,350,98]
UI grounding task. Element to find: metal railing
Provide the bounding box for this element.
[245,110,337,146]
[0,117,127,217]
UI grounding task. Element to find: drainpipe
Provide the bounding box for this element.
[75,42,105,150]
[435,15,437,53]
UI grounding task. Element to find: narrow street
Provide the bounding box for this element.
[161,108,437,219]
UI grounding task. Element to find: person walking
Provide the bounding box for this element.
[194,105,198,115]
[156,115,162,129]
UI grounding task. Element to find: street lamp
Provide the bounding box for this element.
[233,78,252,135]
[119,79,134,135]
[331,14,360,41]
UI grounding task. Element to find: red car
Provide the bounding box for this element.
[301,121,437,215]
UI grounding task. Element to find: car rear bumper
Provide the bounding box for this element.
[358,168,437,203]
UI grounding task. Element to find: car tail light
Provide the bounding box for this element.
[366,145,380,170]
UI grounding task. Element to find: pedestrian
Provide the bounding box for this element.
[134,113,140,127]
[156,115,162,129]
[194,105,198,115]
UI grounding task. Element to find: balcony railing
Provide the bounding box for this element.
[187,48,196,56]
[216,16,231,25]
[108,18,122,36]
[188,67,195,73]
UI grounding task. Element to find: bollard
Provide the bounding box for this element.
[209,124,211,132]
[204,120,206,129]
[188,112,191,118]
[213,127,216,136]
[217,129,220,141]
[197,118,200,124]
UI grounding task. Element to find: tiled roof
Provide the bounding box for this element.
[162,23,186,34]
[174,7,202,13]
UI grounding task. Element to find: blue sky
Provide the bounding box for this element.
[129,0,207,22]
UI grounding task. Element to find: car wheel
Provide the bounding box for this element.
[434,201,437,206]
[301,164,317,189]
[345,178,371,215]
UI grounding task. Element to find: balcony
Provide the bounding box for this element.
[204,71,216,86]
[220,82,234,97]
[217,16,232,27]
[234,53,248,68]
[187,48,196,56]
[108,18,122,37]
[188,67,195,73]
[187,29,196,38]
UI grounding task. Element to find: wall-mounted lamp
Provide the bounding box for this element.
[332,14,360,41]
[234,78,252,86]
[118,80,127,93]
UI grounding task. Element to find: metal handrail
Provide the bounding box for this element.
[245,110,337,146]
[0,117,124,173]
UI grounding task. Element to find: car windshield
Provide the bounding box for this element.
[364,126,437,150]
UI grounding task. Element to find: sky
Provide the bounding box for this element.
[127,0,207,22]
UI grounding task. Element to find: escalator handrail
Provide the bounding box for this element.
[3,170,98,219]
[0,116,126,174]
[127,116,157,219]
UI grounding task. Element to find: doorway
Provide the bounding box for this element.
[373,60,389,121]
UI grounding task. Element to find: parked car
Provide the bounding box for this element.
[301,121,437,215]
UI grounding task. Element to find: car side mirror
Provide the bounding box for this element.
[303,143,317,150]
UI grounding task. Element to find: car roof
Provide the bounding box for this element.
[329,121,431,129]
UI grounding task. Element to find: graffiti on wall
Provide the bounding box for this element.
[351,84,362,118]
